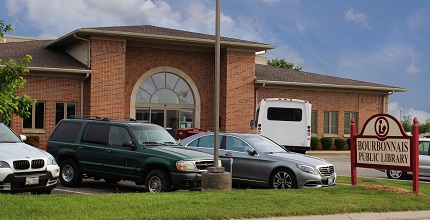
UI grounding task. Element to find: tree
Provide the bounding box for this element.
[0,20,13,38]
[268,58,302,71]
[0,21,34,124]
[400,115,412,132]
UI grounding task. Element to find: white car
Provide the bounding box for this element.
[386,138,430,179]
[0,123,59,194]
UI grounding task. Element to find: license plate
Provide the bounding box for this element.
[25,176,39,185]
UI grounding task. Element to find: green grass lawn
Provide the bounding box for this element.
[1,176,429,220]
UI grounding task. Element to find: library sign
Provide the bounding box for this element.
[349,114,419,193]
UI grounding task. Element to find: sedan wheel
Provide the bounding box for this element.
[387,170,407,179]
[270,169,297,189]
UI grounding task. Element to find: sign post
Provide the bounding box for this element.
[350,114,419,194]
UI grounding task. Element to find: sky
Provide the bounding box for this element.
[2,0,430,122]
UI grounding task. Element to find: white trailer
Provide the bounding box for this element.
[251,98,312,153]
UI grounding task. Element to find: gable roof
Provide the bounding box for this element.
[255,64,406,93]
[0,40,89,73]
[46,25,275,51]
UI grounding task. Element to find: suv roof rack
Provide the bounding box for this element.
[67,115,110,121]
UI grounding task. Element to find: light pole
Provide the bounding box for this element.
[201,0,231,191]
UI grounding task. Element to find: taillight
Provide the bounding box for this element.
[45,143,49,152]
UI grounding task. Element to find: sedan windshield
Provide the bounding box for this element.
[0,123,21,143]
[243,135,287,153]
[130,124,177,146]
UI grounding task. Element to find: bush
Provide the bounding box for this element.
[320,137,333,150]
[24,135,40,148]
[310,136,320,150]
[334,138,347,151]
[346,138,351,150]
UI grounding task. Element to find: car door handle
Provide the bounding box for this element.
[106,149,112,153]
[224,153,232,156]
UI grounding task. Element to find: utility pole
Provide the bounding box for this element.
[201,0,231,191]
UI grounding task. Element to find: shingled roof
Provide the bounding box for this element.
[255,64,406,92]
[0,40,88,71]
[46,25,275,51]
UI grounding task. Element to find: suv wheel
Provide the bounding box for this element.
[270,168,297,189]
[144,170,172,193]
[60,159,83,187]
[387,170,407,180]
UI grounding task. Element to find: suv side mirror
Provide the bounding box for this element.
[122,140,137,151]
[250,120,255,130]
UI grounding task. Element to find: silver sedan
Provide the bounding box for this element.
[179,132,336,189]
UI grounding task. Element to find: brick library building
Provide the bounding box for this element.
[0,25,405,148]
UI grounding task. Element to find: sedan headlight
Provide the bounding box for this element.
[176,161,197,171]
[47,156,58,166]
[0,161,10,168]
[296,164,318,175]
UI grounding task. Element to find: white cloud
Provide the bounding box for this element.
[296,22,306,34]
[344,8,370,28]
[406,60,422,74]
[337,44,421,80]
[262,0,282,5]
[406,9,430,30]
[266,44,304,66]
[389,102,430,123]
[5,0,263,43]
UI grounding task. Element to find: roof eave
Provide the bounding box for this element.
[255,80,407,93]
[46,29,276,51]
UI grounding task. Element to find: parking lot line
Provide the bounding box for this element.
[54,188,92,194]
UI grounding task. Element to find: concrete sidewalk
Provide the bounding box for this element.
[245,210,430,220]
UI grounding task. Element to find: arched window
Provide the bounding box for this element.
[137,72,194,105]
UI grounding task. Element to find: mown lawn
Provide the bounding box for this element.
[0,176,428,220]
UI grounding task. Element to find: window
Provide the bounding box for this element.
[267,107,302,121]
[419,141,430,155]
[109,126,132,147]
[344,112,358,135]
[324,112,338,135]
[55,102,76,125]
[23,101,45,130]
[225,136,248,153]
[311,111,317,134]
[49,121,82,143]
[81,123,109,145]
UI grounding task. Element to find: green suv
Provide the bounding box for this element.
[47,117,216,192]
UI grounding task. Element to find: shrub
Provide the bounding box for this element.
[346,138,351,150]
[334,138,347,151]
[24,135,40,148]
[310,136,320,150]
[320,137,333,150]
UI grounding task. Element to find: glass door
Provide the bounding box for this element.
[166,110,179,138]
[151,109,164,127]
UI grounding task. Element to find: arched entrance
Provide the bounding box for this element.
[130,67,201,138]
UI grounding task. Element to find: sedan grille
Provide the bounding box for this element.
[319,166,335,176]
[13,159,45,170]
[31,159,45,169]
[13,160,30,170]
[195,161,215,171]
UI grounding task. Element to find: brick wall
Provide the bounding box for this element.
[12,75,82,148]
[90,39,126,119]
[223,50,256,133]
[257,88,387,138]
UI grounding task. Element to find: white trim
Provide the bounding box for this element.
[130,67,201,128]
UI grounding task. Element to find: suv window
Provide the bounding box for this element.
[419,141,430,155]
[81,123,109,145]
[109,126,132,147]
[50,121,82,143]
